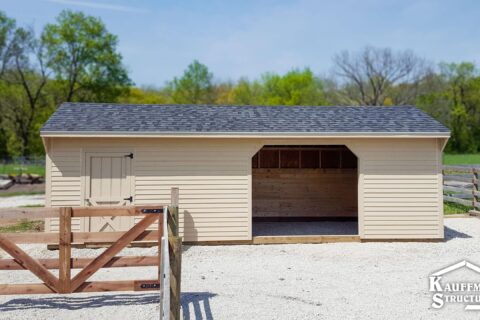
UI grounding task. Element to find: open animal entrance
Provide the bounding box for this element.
[251,145,359,243]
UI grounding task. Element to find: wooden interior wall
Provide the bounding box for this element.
[252,146,358,218]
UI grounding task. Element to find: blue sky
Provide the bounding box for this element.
[2,0,479,86]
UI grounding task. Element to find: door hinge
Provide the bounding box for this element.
[125,153,134,159]
[124,196,133,202]
[141,208,163,214]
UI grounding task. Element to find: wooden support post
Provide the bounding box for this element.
[168,187,181,320]
[158,207,164,282]
[59,207,72,293]
[168,188,179,237]
[472,168,480,210]
[169,236,182,320]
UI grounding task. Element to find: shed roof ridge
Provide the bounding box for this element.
[60,102,419,108]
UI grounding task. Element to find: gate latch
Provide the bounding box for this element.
[123,196,133,203]
[124,153,134,159]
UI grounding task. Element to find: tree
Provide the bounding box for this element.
[117,87,168,104]
[333,46,430,105]
[259,69,326,105]
[0,11,16,157]
[231,70,327,106]
[439,62,480,113]
[42,10,130,102]
[0,12,52,157]
[439,63,480,152]
[448,104,475,152]
[0,11,15,77]
[231,78,262,105]
[0,10,135,158]
[415,72,451,123]
[169,60,214,104]
[415,62,480,153]
[2,27,51,156]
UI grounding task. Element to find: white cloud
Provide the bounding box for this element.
[46,0,148,13]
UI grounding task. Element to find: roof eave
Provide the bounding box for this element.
[40,131,451,139]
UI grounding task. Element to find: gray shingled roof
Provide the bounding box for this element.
[40,103,450,136]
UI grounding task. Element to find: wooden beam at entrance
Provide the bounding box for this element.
[252,235,360,244]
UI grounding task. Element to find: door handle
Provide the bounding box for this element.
[123,196,133,203]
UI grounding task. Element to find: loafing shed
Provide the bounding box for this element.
[40,103,450,242]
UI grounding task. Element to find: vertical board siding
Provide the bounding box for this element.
[355,139,443,239]
[252,169,357,217]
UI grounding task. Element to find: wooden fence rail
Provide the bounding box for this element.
[443,165,480,212]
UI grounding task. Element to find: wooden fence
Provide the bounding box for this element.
[0,187,182,320]
[0,205,164,294]
[443,165,480,212]
[160,188,182,320]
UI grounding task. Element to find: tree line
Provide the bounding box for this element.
[0,10,479,158]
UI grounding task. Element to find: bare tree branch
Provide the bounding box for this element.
[333,46,431,105]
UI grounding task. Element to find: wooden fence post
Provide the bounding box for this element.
[168,188,179,236]
[473,168,479,212]
[59,207,72,293]
[168,187,181,320]
[158,206,164,283]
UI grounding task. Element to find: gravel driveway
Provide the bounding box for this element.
[0,218,479,319]
[0,195,45,208]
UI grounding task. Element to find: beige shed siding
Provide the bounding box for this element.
[133,140,259,241]
[258,137,444,239]
[351,138,443,239]
[45,140,84,232]
[46,138,260,241]
[45,136,445,241]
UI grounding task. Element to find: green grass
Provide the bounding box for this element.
[0,163,45,177]
[444,202,471,215]
[0,191,45,198]
[0,220,44,233]
[443,153,480,165]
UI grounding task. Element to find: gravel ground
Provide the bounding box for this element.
[0,218,480,319]
[0,195,45,208]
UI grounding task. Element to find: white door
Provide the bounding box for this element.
[85,152,133,232]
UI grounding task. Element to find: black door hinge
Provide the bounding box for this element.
[125,153,134,159]
[123,196,133,202]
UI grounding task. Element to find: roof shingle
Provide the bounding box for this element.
[40,103,450,136]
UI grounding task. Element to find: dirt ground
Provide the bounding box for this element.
[0,218,479,319]
[0,183,45,196]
